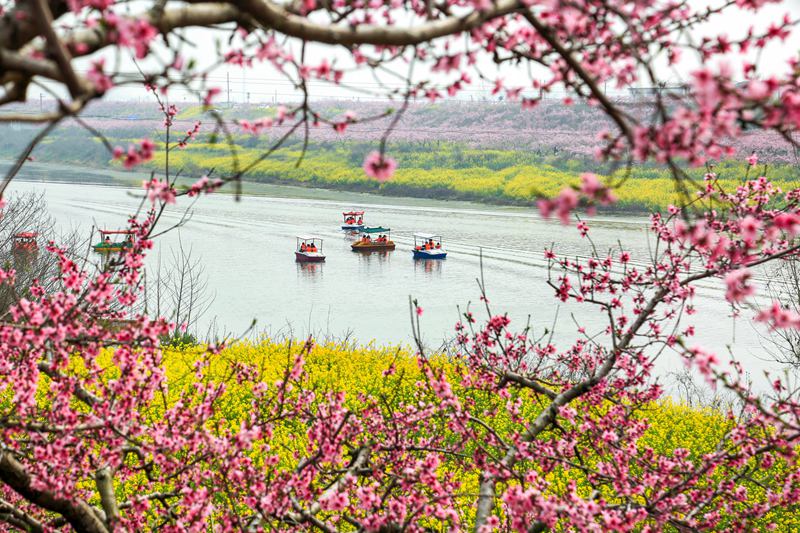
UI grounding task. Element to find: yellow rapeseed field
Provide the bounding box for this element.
[147,143,800,211]
[118,339,800,529]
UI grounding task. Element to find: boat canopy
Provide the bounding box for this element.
[99,229,135,235]
[14,232,38,239]
[343,211,364,216]
[296,235,322,241]
[362,226,390,234]
[414,233,441,240]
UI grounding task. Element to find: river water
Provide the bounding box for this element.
[8,175,787,386]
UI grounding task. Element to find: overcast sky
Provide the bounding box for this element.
[63,0,800,105]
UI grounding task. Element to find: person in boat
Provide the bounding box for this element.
[308,243,316,252]
[435,242,441,249]
[357,217,363,225]
[104,236,111,246]
[300,242,307,252]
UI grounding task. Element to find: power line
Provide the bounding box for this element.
[66,68,634,102]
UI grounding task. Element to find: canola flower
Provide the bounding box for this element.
[147,142,800,212]
[68,338,800,529]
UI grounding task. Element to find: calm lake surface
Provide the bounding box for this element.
[10,174,784,386]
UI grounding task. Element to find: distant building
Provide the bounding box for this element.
[627,85,689,100]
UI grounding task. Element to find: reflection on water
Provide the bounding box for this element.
[354,250,392,265]
[414,258,444,276]
[296,261,323,278]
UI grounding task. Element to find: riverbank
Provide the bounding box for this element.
[11,143,800,214]
[0,157,701,216]
[4,160,540,214]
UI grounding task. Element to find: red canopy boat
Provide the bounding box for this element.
[341,210,365,231]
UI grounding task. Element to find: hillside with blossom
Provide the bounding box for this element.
[2,98,796,161]
[0,98,797,210]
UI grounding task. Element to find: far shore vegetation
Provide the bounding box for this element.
[2,100,798,212]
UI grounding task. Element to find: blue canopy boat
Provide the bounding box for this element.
[412,233,447,259]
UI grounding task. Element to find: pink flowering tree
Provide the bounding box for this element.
[1,0,800,531]
[1,162,800,531]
